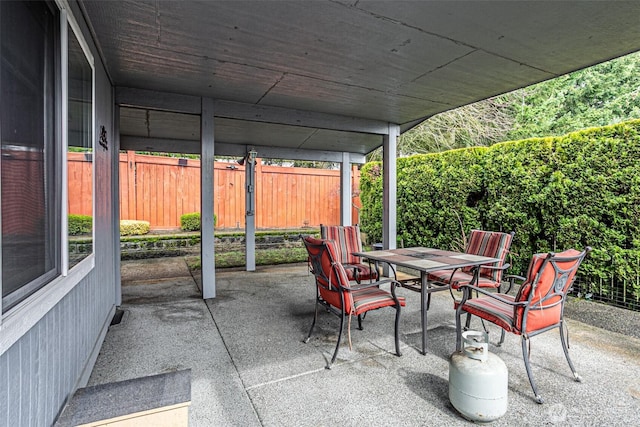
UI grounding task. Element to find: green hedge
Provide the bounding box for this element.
[120,220,150,236]
[361,119,640,306]
[180,212,217,231]
[362,147,487,252]
[68,214,92,235]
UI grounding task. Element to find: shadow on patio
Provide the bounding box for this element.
[88,257,640,426]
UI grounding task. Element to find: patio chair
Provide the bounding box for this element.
[454,247,591,403]
[302,235,404,368]
[320,224,378,283]
[427,230,515,292]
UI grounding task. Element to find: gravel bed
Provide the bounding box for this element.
[564,297,640,340]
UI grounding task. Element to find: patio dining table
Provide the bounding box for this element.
[353,247,500,355]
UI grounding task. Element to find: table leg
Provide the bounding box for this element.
[421,272,428,355]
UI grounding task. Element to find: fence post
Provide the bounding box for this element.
[127,150,137,220]
[255,158,262,228]
[352,164,360,225]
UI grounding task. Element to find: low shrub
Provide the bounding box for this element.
[120,220,150,236]
[180,212,217,231]
[68,214,92,235]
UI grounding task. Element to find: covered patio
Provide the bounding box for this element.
[5,2,640,425]
[81,0,640,300]
[87,258,640,425]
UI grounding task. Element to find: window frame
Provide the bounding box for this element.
[0,0,61,313]
[0,0,96,335]
[63,3,95,274]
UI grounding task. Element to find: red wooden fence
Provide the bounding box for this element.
[68,151,361,229]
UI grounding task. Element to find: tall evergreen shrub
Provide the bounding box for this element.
[360,119,640,304]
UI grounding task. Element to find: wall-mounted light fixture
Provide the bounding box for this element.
[237,149,258,166]
[245,149,258,216]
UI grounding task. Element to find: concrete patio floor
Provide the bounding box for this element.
[88,257,640,426]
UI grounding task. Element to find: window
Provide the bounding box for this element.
[1,1,60,311]
[67,22,94,269]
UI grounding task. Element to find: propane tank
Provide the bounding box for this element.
[449,331,508,423]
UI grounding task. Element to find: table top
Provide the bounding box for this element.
[353,247,500,273]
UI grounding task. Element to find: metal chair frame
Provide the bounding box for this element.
[455,247,591,403]
[302,236,402,369]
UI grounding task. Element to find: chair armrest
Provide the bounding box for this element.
[346,278,399,292]
[457,283,527,306]
[343,279,403,306]
[342,264,360,281]
[480,263,511,271]
[501,273,526,294]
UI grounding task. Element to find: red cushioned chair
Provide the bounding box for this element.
[454,247,591,403]
[302,235,404,368]
[320,224,378,283]
[428,229,515,291]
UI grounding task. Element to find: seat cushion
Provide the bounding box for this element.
[320,224,363,265]
[455,294,518,333]
[515,249,583,333]
[344,262,378,282]
[351,287,405,316]
[427,269,500,289]
[461,230,513,283]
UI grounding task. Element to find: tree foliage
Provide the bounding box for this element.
[384,51,640,158]
[507,51,640,140]
[368,96,515,161]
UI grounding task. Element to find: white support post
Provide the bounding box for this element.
[113,102,122,306]
[383,124,399,251]
[245,150,257,271]
[201,98,216,299]
[340,152,352,226]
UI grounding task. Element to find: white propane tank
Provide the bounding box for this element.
[449,330,508,423]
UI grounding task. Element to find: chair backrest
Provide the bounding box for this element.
[320,224,363,265]
[302,236,353,310]
[462,230,514,282]
[514,248,590,333]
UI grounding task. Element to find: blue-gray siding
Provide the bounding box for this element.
[1,270,116,426]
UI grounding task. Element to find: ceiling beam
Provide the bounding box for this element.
[120,136,366,164]
[215,143,367,164]
[120,136,200,154]
[116,87,202,115]
[212,100,391,135]
[116,87,393,135]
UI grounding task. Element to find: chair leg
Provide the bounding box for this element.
[497,329,506,346]
[394,305,402,357]
[464,312,472,329]
[327,310,346,369]
[521,336,544,404]
[358,314,363,330]
[559,321,582,382]
[455,308,463,351]
[464,289,478,329]
[304,300,320,344]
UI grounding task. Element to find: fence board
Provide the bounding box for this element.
[68,152,360,229]
[67,152,93,217]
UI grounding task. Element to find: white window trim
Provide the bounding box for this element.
[0,0,96,329]
[60,0,96,276]
[61,8,69,275]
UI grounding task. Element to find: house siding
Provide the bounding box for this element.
[0,1,117,426]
